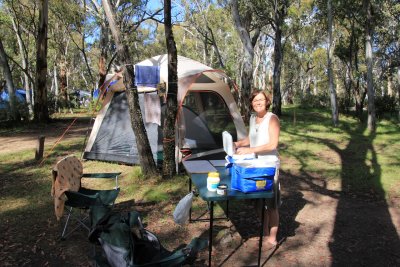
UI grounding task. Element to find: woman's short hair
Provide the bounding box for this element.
[249,89,272,111]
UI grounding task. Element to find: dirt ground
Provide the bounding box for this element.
[1,119,400,267]
[0,118,91,155]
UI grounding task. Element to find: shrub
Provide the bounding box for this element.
[295,92,330,109]
[375,94,397,118]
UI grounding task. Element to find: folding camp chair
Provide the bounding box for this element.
[51,155,120,240]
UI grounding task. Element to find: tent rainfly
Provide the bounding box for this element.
[83,54,246,165]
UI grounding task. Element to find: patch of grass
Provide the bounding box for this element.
[1,107,399,229]
[281,105,400,198]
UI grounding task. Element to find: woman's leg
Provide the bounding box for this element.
[265,208,279,244]
[256,200,279,243]
[251,201,279,249]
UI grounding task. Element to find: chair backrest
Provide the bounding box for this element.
[56,155,83,191]
[51,155,84,220]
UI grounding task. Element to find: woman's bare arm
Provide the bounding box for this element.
[236,115,280,155]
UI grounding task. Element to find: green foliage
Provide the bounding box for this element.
[0,99,29,121]
[46,92,59,115]
[294,92,330,109]
[0,0,398,125]
[375,94,398,118]
[337,94,353,114]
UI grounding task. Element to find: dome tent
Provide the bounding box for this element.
[83,54,246,165]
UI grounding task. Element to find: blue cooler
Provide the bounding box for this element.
[226,156,278,193]
[222,131,279,193]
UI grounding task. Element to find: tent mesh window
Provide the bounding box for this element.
[183,91,237,153]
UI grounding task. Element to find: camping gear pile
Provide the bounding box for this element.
[89,209,207,267]
[52,155,207,267]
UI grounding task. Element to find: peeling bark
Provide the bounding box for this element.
[102,0,158,176]
[162,0,179,179]
[33,0,49,122]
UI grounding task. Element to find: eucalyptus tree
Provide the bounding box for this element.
[230,0,261,121]
[363,0,375,131]
[34,0,49,122]
[162,0,178,179]
[9,9,34,116]
[287,1,323,98]
[177,0,226,68]
[85,0,163,90]
[333,1,366,120]
[85,0,111,88]
[252,33,274,91]
[327,0,339,126]
[375,0,400,119]
[102,0,158,176]
[2,0,38,117]
[330,0,383,126]
[268,0,290,117]
[51,1,98,101]
[313,0,339,125]
[0,38,18,120]
[172,1,241,76]
[231,0,294,118]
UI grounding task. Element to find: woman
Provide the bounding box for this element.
[234,89,280,249]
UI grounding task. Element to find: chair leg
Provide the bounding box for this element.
[61,207,73,240]
[61,207,90,240]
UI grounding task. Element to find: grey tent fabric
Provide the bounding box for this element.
[83,92,219,165]
[180,105,217,149]
[83,92,160,165]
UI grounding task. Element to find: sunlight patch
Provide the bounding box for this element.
[0,198,29,213]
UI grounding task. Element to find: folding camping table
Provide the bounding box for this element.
[183,160,275,267]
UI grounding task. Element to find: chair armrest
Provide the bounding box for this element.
[65,190,99,207]
[82,172,121,188]
[82,172,121,178]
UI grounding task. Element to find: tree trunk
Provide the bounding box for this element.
[327,0,339,126]
[59,61,68,108]
[344,68,352,113]
[98,20,109,91]
[54,66,59,111]
[397,68,400,121]
[0,39,18,120]
[313,76,318,95]
[98,56,107,90]
[102,0,158,176]
[364,0,376,132]
[387,68,392,96]
[354,79,366,120]
[231,0,256,123]
[203,33,209,65]
[12,16,33,118]
[207,26,225,68]
[33,0,49,123]
[272,24,282,117]
[162,0,179,179]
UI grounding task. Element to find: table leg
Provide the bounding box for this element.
[189,178,192,222]
[258,198,266,266]
[209,201,214,267]
[226,200,229,220]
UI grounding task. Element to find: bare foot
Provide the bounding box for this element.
[262,239,278,251]
[245,237,278,251]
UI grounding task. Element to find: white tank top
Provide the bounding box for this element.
[249,112,279,159]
